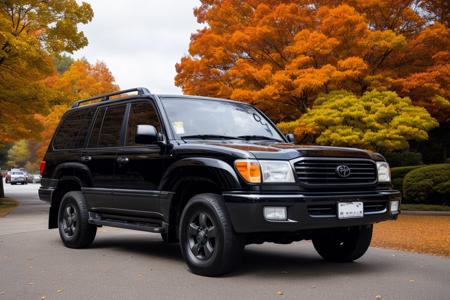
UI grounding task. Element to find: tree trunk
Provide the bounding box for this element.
[0,175,4,198]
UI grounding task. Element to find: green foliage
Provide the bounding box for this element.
[383,151,423,167]
[401,204,450,211]
[403,164,450,204]
[390,165,424,193]
[53,54,74,74]
[6,139,30,168]
[282,90,439,151]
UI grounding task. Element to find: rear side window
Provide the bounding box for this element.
[93,105,126,147]
[53,108,95,149]
[126,101,161,146]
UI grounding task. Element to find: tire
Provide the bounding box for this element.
[312,225,373,262]
[58,191,97,248]
[179,193,244,276]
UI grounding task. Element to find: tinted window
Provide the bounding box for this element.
[97,105,126,147]
[53,108,95,149]
[88,107,106,147]
[126,102,161,146]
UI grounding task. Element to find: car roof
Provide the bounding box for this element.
[67,94,250,113]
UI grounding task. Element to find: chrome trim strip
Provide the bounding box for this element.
[223,193,303,199]
[223,191,399,200]
[364,208,388,215]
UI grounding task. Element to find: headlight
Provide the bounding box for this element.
[376,162,391,183]
[260,161,295,183]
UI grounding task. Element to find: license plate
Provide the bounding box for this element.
[338,202,363,219]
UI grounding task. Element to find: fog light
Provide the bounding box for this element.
[390,201,399,213]
[263,206,287,221]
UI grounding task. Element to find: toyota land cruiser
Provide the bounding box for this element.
[39,87,401,276]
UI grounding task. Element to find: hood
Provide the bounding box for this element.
[179,140,384,161]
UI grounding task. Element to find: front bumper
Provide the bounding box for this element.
[223,190,401,233]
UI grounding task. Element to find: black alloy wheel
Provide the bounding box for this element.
[186,211,217,260]
[58,191,97,248]
[60,203,79,238]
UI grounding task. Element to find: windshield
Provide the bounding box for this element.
[161,98,284,141]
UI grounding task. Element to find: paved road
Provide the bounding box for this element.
[1,182,449,300]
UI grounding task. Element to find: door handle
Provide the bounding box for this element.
[80,156,92,162]
[117,156,129,164]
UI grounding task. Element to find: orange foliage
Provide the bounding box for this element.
[176,0,450,123]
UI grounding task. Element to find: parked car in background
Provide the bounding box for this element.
[31,173,41,184]
[10,170,27,185]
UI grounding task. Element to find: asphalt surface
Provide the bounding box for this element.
[1,182,449,300]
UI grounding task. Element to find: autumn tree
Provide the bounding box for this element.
[176,0,450,124]
[0,0,93,145]
[278,90,438,151]
[6,139,30,168]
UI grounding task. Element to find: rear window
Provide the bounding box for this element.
[53,107,95,149]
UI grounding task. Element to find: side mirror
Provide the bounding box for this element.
[135,124,158,144]
[286,133,296,144]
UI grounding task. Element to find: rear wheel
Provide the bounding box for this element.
[312,225,372,262]
[58,191,97,248]
[179,193,244,276]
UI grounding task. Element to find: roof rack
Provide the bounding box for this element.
[72,87,152,108]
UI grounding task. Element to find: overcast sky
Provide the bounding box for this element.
[74,0,201,94]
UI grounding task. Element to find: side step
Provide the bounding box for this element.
[88,212,167,233]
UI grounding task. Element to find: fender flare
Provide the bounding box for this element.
[159,157,242,192]
[52,162,93,187]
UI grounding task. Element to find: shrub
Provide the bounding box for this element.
[390,165,423,193]
[383,151,423,167]
[403,164,450,205]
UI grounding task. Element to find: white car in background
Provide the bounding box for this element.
[10,170,28,185]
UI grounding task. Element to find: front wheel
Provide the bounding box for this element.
[312,225,373,262]
[179,193,244,276]
[58,191,97,248]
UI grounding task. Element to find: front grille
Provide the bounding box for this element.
[294,158,377,187]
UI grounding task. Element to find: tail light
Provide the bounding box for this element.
[39,161,46,176]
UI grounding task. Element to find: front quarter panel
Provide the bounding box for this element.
[159,157,242,191]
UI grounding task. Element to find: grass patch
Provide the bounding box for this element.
[401,204,450,211]
[373,215,450,257]
[0,198,19,217]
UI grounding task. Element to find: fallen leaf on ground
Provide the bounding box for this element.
[375,295,382,299]
[56,288,64,293]
[372,215,450,257]
[277,290,284,296]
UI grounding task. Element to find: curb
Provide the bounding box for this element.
[402,210,450,216]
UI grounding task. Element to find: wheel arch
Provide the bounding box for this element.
[48,163,92,229]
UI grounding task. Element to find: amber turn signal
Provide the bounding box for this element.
[234,160,261,183]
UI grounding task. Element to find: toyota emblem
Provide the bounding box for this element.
[336,165,351,178]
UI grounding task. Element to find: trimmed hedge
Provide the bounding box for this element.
[390,165,423,193]
[403,164,450,205]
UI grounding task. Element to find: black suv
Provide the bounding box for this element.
[39,88,401,276]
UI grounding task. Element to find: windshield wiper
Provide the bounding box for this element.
[237,135,283,142]
[181,134,243,140]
